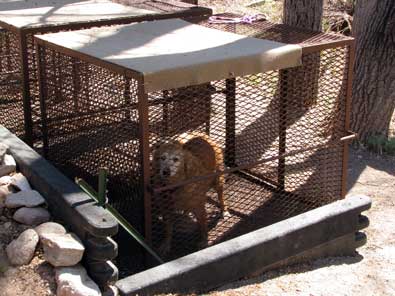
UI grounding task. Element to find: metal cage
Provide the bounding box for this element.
[0,0,211,147]
[35,17,355,275]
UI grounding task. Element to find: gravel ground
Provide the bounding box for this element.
[0,185,56,296]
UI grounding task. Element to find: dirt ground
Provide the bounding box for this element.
[205,147,395,296]
[199,0,282,21]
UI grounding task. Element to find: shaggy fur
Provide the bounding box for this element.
[153,133,226,255]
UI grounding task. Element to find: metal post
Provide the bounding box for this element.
[35,43,49,157]
[225,78,236,168]
[136,76,152,244]
[19,32,34,146]
[341,41,356,198]
[277,70,288,190]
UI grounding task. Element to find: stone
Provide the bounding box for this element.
[0,143,8,163]
[56,265,101,296]
[0,176,12,186]
[13,207,51,225]
[10,173,32,191]
[0,248,10,274]
[5,190,46,208]
[35,222,67,239]
[6,229,39,266]
[0,186,12,208]
[0,154,16,177]
[41,233,84,267]
[3,222,11,229]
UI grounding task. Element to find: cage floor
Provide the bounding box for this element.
[151,171,307,263]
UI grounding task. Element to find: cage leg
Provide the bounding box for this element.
[19,33,33,146]
[278,70,289,191]
[36,44,49,157]
[137,78,153,255]
[204,83,214,136]
[225,78,236,168]
[341,43,356,198]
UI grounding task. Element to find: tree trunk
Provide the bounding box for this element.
[283,0,324,31]
[351,0,395,142]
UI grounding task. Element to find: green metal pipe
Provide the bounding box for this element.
[75,177,164,264]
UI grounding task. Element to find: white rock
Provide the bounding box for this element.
[35,222,67,239]
[0,154,16,177]
[56,265,101,296]
[10,173,31,191]
[6,229,39,266]
[0,175,12,186]
[41,233,84,267]
[13,207,51,225]
[5,190,45,208]
[0,143,8,163]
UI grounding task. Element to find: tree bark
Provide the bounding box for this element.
[283,0,324,31]
[351,0,395,142]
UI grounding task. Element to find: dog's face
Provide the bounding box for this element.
[153,142,186,182]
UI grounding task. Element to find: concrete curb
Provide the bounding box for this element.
[116,195,371,296]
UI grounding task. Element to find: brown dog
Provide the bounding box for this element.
[153,133,226,255]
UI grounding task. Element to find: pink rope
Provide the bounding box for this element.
[208,14,266,24]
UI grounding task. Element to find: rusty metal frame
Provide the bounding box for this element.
[136,75,153,244]
[34,22,356,241]
[224,78,236,167]
[18,31,34,145]
[33,16,356,271]
[341,41,356,198]
[35,43,49,157]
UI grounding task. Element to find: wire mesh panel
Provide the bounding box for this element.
[148,47,349,259]
[37,44,146,275]
[0,29,23,136]
[36,18,353,275]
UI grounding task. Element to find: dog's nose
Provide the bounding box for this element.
[162,168,171,177]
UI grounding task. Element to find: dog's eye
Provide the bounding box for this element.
[173,157,179,162]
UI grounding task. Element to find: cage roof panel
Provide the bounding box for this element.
[36,19,302,92]
[0,0,156,29]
